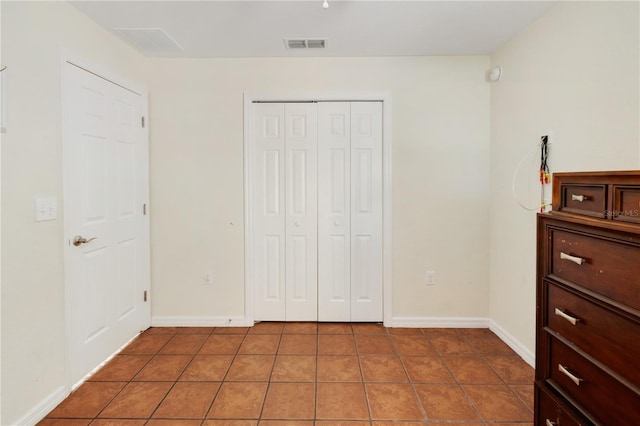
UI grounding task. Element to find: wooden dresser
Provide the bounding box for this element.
[535,171,640,426]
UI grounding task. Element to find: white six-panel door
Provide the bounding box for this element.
[318,103,351,321]
[63,62,148,385]
[253,101,381,322]
[253,103,318,321]
[349,102,383,321]
[285,104,318,320]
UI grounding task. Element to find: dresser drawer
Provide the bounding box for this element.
[546,282,640,387]
[559,184,606,218]
[548,337,640,425]
[549,228,640,311]
[612,185,640,224]
[535,384,587,426]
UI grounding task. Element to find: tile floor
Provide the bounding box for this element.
[39,323,534,426]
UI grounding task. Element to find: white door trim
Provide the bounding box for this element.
[61,51,150,391]
[243,92,393,326]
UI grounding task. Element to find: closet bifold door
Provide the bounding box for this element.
[318,102,352,321]
[252,103,318,321]
[253,103,287,320]
[349,102,383,322]
[318,102,383,322]
[284,103,318,321]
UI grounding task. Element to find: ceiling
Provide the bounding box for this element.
[70,1,556,58]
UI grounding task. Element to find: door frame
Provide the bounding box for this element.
[61,51,151,390]
[243,92,393,326]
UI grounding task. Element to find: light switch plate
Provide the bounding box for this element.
[35,196,57,222]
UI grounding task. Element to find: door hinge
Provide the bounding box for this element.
[143,203,147,215]
[141,116,145,128]
[144,290,148,302]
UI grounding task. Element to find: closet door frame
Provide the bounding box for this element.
[244,92,392,326]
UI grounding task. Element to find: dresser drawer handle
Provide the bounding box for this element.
[560,252,586,265]
[555,308,580,325]
[546,420,557,426]
[571,194,588,202]
[559,364,583,386]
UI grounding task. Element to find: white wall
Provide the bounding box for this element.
[145,56,491,325]
[489,1,639,357]
[0,2,145,424]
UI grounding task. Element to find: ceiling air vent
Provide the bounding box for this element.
[113,28,183,55]
[284,38,328,50]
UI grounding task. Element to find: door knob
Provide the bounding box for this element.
[294,221,300,227]
[72,235,97,246]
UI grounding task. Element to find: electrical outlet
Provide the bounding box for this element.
[426,270,436,285]
[203,271,213,285]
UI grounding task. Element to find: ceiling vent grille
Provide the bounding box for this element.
[284,38,328,49]
[113,28,183,54]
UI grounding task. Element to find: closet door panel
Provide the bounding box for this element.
[253,104,286,320]
[350,102,383,322]
[285,103,318,321]
[318,103,351,321]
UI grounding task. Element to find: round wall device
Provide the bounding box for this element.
[489,66,502,82]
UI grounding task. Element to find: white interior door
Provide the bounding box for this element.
[350,102,383,321]
[318,103,351,321]
[252,103,286,320]
[285,103,318,320]
[253,103,318,321]
[63,62,149,386]
[252,101,381,322]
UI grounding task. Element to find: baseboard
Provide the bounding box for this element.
[151,315,252,327]
[489,319,535,367]
[11,385,67,426]
[390,316,490,328]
